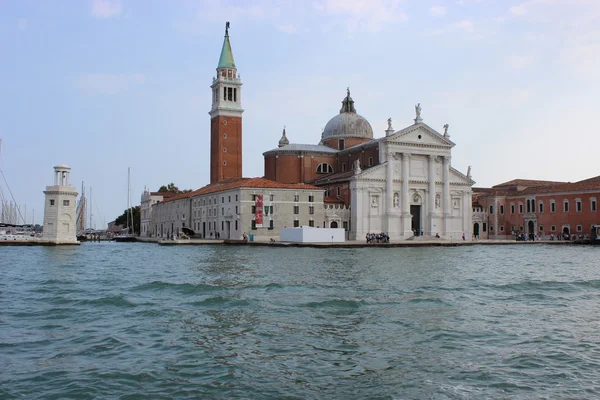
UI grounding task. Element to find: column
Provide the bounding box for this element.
[386,152,394,214]
[401,153,412,236]
[428,155,436,235]
[443,156,450,235]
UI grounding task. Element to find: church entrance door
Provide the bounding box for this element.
[410,205,421,236]
[473,223,480,238]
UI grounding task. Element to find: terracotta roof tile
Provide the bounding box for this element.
[162,177,322,202]
[324,196,344,203]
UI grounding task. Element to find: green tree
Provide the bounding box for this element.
[157,182,192,194]
[115,206,141,234]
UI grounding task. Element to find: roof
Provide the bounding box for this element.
[263,143,339,155]
[311,170,355,185]
[217,30,236,69]
[476,175,600,198]
[492,179,565,188]
[162,177,322,202]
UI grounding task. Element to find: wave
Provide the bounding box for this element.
[133,281,223,295]
[187,296,251,307]
[301,299,363,309]
[80,295,136,308]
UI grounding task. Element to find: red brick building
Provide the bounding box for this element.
[473,177,600,239]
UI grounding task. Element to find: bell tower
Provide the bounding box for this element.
[209,21,244,184]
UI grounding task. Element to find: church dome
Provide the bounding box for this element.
[321,89,373,141]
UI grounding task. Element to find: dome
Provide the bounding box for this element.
[321,89,373,141]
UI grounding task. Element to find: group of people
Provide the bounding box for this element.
[365,232,390,243]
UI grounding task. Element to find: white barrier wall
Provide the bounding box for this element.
[280,226,345,243]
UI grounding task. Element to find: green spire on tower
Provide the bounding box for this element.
[217,21,236,70]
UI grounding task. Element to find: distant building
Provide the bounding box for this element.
[42,164,79,243]
[140,189,173,237]
[151,178,324,240]
[473,177,600,239]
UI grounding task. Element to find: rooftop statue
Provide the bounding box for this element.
[415,103,421,119]
[443,123,449,136]
[387,118,393,130]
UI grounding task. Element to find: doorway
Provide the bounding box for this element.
[410,205,421,236]
[202,222,206,239]
[473,222,480,238]
[330,221,338,228]
[528,221,535,234]
[225,221,231,239]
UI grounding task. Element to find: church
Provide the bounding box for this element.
[149,23,474,241]
[264,91,475,240]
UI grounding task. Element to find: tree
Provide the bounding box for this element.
[157,182,192,194]
[114,206,141,234]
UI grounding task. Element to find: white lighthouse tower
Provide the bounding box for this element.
[42,164,79,244]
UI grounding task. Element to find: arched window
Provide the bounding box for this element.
[316,163,334,174]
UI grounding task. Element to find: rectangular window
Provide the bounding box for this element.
[221,208,224,216]
[564,201,569,212]
[343,221,348,231]
[224,87,227,99]
[236,195,238,201]
[235,206,238,214]
[251,220,256,229]
[490,225,494,231]
[309,206,314,215]
[293,220,300,227]
[500,226,504,232]
[539,225,544,231]
[270,194,274,201]
[593,200,597,212]
[483,223,487,232]
[551,225,556,231]
[50,199,55,206]
[234,88,237,102]
[511,204,515,214]
[309,220,314,227]
[221,221,224,230]
[252,206,256,214]
[235,220,238,230]
[539,202,544,213]
[490,205,494,214]
[252,194,256,201]
[337,186,340,196]
[338,139,345,150]
[368,157,373,166]
[269,219,274,229]
[519,204,523,214]
[293,206,299,214]
[228,196,231,202]
[500,205,504,214]
[63,200,70,206]
[576,200,582,212]
[227,87,233,101]
[221,197,224,203]
[308,195,314,202]
[551,201,556,212]
[577,224,582,232]
[294,194,299,202]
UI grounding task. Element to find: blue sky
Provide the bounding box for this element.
[1,0,599,227]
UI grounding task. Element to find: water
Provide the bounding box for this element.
[1,243,600,399]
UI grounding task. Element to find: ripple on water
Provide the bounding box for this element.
[1,243,600,399]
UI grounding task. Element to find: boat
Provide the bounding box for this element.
[115,167,136,242]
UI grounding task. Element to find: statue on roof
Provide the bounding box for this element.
[387,118,393,130]
[226,21,230,35]
[467,165,472,178]
[347,87,350,97]
[415,103,421,119]
[443,123,449,137]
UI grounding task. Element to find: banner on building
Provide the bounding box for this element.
[255,194,264,227]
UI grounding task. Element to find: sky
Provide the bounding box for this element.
[1,0,599,228]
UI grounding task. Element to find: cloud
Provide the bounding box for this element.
[91,0,123,18]
[505,55,534,69]
[453,19,475,33]
[314,0,407,32]
[429,6,447,17]
[77,73,145,95]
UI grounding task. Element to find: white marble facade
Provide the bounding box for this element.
[43,164,79,243]
[350,122,473,240]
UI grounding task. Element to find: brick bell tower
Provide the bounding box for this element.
[209,21,244,184]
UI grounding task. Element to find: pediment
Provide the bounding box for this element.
[386,123,455,148]
[450,167,475,186]
[355,163,386,180]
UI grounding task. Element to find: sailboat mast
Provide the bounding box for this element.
[127,167,131,234]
